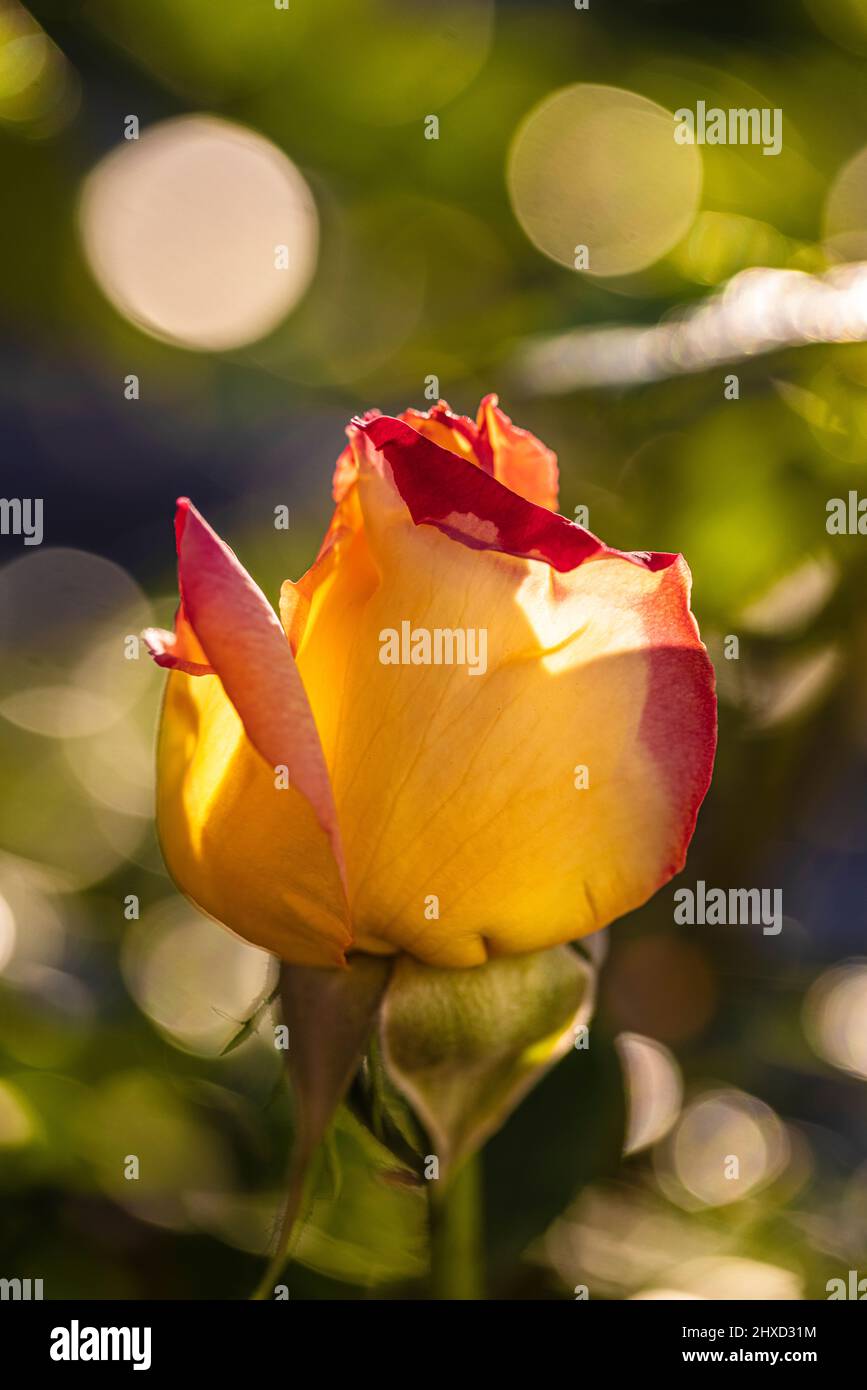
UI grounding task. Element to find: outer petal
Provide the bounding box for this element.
[328,398,559,514]
[296,416,715,968]
[146,500,351,966]
[145,600,213,676]
[476,394,559,510]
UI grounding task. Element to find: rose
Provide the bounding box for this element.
[145,395,717,1297]
[145,396,716,969]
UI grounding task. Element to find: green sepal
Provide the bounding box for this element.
[251,952,392,1297]
[378,945,595,1179]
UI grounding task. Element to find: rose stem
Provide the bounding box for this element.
[429,1153,484,1300]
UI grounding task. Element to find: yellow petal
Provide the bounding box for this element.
[158,670,351,965]
[295,419,714,967]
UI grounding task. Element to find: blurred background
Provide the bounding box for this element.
[1,0,867,1299]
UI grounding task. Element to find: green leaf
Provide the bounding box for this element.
[291,1107,428,1288]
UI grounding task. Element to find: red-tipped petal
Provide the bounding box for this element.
[477,394,559,510]
[144,601,213,676]
[158,498,346,882]
[356,414,674,575]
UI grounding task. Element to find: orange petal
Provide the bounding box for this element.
[476,394,559,510]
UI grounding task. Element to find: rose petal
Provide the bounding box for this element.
[477,394,559,510]
[158,670,352,965]
[331,398,558,512]
[356,413,667,573]
[145,603,213,676]
[149,499,351,965]
[295,423,715,967]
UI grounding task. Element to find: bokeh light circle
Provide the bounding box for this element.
[804,960,867,1079]
[507,84,702,277]
[633,1258,801,1301]
[122,899,276,1057]
[0,548,155,737]
[660,1088,790,1208]
[79,114,319,351]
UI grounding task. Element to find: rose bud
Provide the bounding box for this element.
[145,397,716,969]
